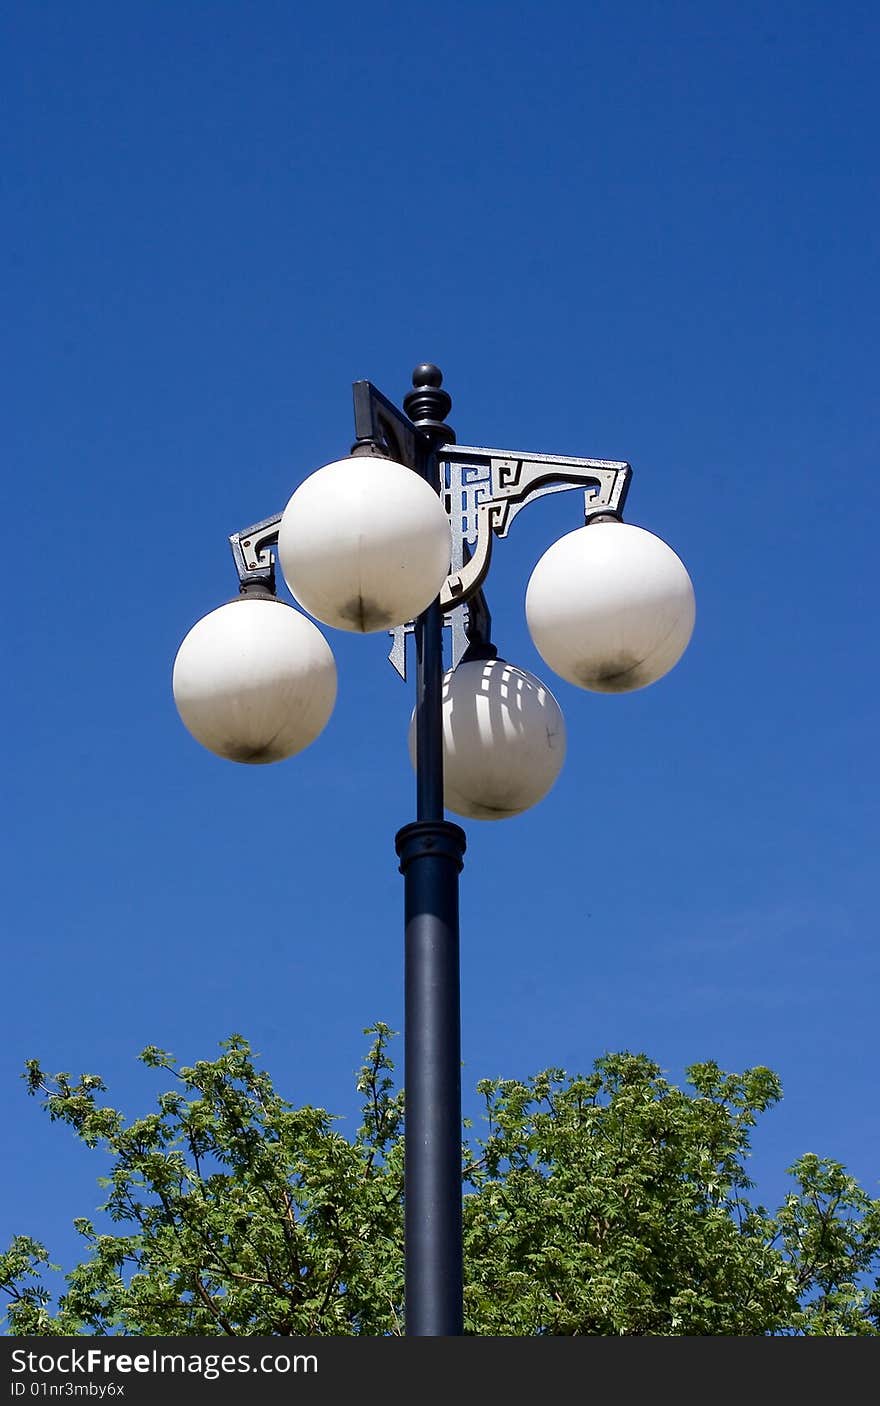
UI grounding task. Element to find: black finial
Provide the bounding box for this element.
[404,363,456,444]
[413,363,443,388]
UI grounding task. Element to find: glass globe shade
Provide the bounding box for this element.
[525,521,695,693]
[408,657,566,820]
[172,597,337,763]
[277,456,451,633]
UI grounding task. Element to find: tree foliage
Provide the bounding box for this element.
[2,1027,878,1336]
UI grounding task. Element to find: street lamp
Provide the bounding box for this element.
[172,363,695,1337]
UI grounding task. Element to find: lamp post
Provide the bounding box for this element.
[172,363,695,1337]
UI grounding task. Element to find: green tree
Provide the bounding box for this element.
[2,1027,878,1336]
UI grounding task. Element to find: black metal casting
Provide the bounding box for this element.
[222,362,636,1336]
[228,512,281,594]
[395,817,466,1338]
[393,366,465,1335]
[386,445,632,678]
[351,379,419,468]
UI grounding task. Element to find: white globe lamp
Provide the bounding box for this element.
[408,656,566,820]
[277,455,452,633]
[172,596,337,763]
[525,521,695,693]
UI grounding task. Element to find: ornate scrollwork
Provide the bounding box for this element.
[224,382,633,681]
[228,513,282,593]
[437,445,631,612]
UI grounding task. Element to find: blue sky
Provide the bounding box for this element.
[3,0,878,1286]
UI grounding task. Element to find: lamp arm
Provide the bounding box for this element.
[437,446,632,612]
[351,380,420,468]
[228,513,282,593]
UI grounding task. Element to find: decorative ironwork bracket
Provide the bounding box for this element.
[228,512,282,593]
[226,386,633,686]
[387,445,632,680]
[437,445,631,611]
[351,380,421,468]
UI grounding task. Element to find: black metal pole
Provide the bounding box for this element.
[395,364,466,1336]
